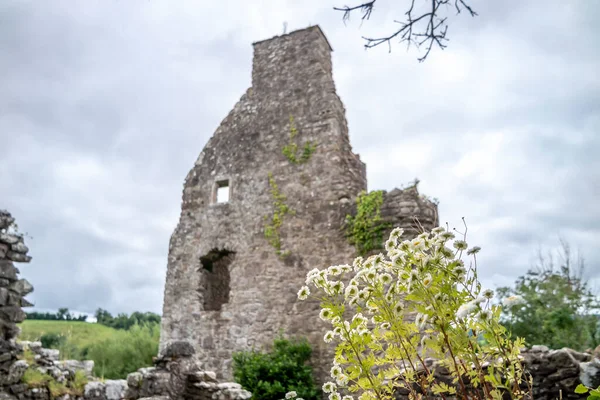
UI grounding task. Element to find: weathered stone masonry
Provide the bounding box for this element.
[159,25,439,383]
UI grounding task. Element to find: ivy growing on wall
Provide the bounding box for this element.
[282,116,316,164]
[344,190,391,256]
[264,172,293,257]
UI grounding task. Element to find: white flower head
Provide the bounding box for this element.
[457,302,478,319]
[330,281,344,295]
[342,396,354,400]
[503,295,525,307]
[365,269,377,281]
[440,231,455,240]
[379,273,392,285]
[390,227,404,240]
[467,246,481,255]
[394,302,404,314]
[345,285,358,299]
[399,240,411,252]
[330,365,342,378]
[286,391,297,399]
[353,256,364,271]
[385,239,397,253]
[366,300,379,313]
[324,330,335,343]
[322,382,337,393]
[320,308,334,321]
[411,238,426,251]
[453,240,468,251]
[373,253,385,267]
[477,309,493,321]
[297,286,310,300]
[422,273,433,288]
[336,374,349,386]
[415,313,428,329]
[482,289,494,299]
[357,289,370,301]
[328,265,343,276]
[391,252,405,268]
[381,322,391,329]
[432,226,446,235]
[439,246,454,258]
[329,393,341,400]
[340,264,353,273]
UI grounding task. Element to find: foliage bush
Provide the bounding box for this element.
[86,323,159,379]
[232,336,321,400]
[498,239,600,351]
[344,190,390,256]
[295,223,530,400]
[40,332,67,349]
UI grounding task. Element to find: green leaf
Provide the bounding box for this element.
[575,384,589,394]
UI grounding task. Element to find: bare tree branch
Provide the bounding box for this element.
[334,0,478,62]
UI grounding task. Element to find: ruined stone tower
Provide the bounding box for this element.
[160,26,438,381]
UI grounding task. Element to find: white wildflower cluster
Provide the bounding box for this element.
[295,226,505,397]
[295,224,530,399]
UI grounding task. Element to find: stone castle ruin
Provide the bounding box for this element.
[159,26,439,381]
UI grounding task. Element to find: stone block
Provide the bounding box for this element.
[0,261,18,281]
[0,233,19,245]
[0,243,9,258]
[0,287,8,306]
[10,242,29,254]
[9,279,33,296]
[0,360,28,385]
[6,252,31,263]
[0,306,26,323]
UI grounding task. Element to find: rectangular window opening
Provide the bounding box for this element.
[216,180,230,203]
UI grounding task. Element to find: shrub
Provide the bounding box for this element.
[86,323,159,379]
[295,223,530,400]
[498,239,599,351]
[40,332,67,349]
[232,336,321,400]
[344,190,390,256]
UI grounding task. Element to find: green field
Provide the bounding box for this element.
[18,320,119,348]
[17,320,159,379]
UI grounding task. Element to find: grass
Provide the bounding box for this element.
[18,320,118,349]
[17,320,160,379]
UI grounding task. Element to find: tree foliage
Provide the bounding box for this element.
[94,308,161,330]
[333,0,477,62]
[497,239,600,351]
[26,308,87,321]
[232,336,321,400]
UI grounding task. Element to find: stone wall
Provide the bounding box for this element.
[1,210,34,396]
[391,346,600,400]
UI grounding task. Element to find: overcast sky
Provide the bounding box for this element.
[1,0,598,316]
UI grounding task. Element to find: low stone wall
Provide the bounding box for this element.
[392,346,600,400]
